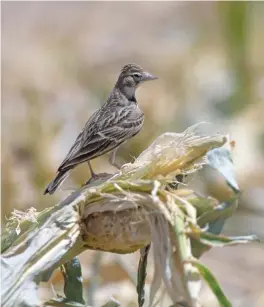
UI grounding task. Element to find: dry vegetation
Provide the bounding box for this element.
[2,2,264,306]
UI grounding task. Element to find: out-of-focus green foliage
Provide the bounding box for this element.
[217,2,251,115]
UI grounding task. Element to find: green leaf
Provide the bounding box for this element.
[189,230,259,247]
[192,198,239,258]
[61,257,85,305]
[137,244,151,307]
[198,198,238,232]
[206,146,239,193]
[189,260,232,307]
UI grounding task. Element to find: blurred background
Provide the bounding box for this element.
[2,2,264,306]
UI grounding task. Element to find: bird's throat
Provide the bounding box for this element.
[123,86,136,101]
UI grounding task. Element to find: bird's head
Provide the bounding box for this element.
[116,63,158,99]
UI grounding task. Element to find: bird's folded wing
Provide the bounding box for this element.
[58,107,144,171]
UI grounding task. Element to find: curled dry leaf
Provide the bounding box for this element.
[120,123,227,180]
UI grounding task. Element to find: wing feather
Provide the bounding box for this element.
[58,106,144,171]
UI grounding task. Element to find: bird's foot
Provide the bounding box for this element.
[84,172,112,186]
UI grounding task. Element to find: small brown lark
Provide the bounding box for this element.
[44,64,157,195]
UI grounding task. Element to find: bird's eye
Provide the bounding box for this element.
[133,73,141,80]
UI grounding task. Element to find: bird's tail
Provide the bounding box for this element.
[44,170,70,195]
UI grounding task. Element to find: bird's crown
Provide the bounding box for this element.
[120,63,144,75]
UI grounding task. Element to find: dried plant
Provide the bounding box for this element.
[1,124,258,307]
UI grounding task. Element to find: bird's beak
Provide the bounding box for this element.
[142,72,158,81]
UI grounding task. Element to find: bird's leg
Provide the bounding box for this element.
[87,161,97,178]
[84,161,111,186]
[109,147,122,169]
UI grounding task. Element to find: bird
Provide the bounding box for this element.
[44,63,158,195]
